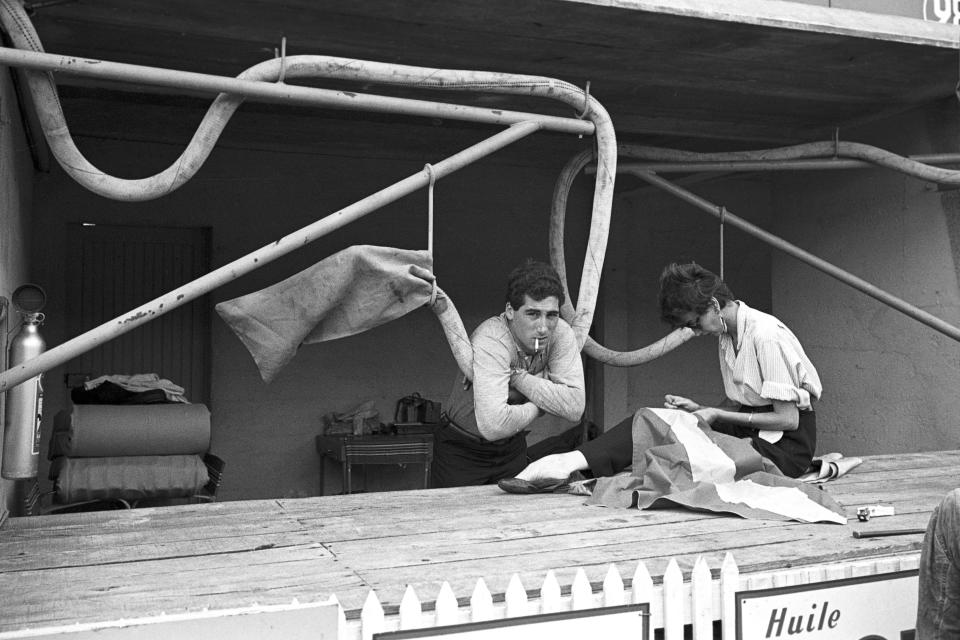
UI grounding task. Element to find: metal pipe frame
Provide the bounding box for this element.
[619,141,960,185]
[626,168,960,343]
[0,122,543,392]
[0,0,617,390]
[0,46,594,137]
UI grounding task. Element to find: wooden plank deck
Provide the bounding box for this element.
[1,450,957,634]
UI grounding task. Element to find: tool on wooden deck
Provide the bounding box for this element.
[856,504,895,521]
[852,528,926,538]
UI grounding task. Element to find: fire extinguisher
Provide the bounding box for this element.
[2,284,47,480]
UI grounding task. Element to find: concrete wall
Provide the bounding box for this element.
[771,98,960,454]
[0,67,35,513]
[29,127,594,500]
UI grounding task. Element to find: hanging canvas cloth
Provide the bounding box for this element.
[216,245,433,382]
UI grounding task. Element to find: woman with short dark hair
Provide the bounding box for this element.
[656,261,821,477]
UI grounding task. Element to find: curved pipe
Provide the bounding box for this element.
[427,289,473,382]
[549,150,694,366]
[580,328,696,367]
[619,141,960,185]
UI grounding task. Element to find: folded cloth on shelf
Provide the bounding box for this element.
[49,404,211,458]
[81,373,188,403]
[72,381,172,405]
[50,455,209,504]
[579,408,845,524]
[215,245,434,383]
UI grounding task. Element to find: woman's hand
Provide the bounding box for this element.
[664,394,701,412]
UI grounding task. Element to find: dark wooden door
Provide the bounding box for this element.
[65,223,211,404]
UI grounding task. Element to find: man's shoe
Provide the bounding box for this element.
[497,476,570,494]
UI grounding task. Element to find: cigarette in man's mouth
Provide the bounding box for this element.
[535,338,540,352]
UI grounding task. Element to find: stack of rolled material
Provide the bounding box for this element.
[48,404,212,504]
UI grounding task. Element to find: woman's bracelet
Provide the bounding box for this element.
[748,413,754,425]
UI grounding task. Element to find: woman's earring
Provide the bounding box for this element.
[714,298,728,334]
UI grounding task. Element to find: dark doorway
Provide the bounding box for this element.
[65,223,211,405]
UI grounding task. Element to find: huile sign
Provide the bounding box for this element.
[736,570,918,640]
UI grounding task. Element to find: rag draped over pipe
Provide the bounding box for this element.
[215,246,437,383]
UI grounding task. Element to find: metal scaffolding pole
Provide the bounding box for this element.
[620,154,960,174]
[617,141,960,185]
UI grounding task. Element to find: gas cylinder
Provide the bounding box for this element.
[2,313,46,479]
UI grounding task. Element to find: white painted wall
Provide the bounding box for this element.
[771,99,960,454]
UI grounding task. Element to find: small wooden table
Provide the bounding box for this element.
[315,433,434,494]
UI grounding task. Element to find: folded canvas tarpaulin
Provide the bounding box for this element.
[50,455,209,504]
[581,408,846,524]
[216,245,434,383]
[48,404,211,458]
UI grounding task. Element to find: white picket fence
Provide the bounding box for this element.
[342,551,921,640]
[0,551,920,639]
